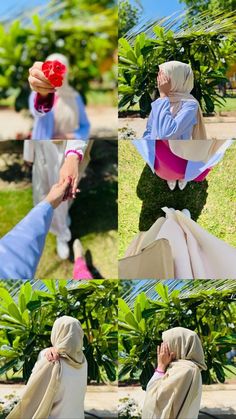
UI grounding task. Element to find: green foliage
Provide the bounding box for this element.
[119,283,236,389]
[179,0,236,15]
[118,0,140,38]
[119,11,236,115]
[0,1,117,110]
[0,280,118,383]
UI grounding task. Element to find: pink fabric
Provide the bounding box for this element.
[154,141,211,181]
[34,93,55,113]
[73,257,93,280]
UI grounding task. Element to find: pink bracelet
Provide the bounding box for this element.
[155,369,165,374]
[65,149,83,162]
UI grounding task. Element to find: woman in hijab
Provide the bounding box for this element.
[142,327,207,419]
[138,61,231,190]
[28,53,90,141]
[146,61,207,141]
[7,316,87,419]
[25,53,92,259]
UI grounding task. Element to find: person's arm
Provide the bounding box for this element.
[0,179,70,280]
[29,91,54,118]
[146,342,175,391]
[153,98,198,139]
[59,139,89,197]
[142,110,154,140]
[72,95,91,140]
[0,201,53,280]
[146,370,165,390]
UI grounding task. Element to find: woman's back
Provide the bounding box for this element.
[49,358,87,419]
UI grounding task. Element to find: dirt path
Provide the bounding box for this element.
[118,384,236,417]
[119,117,236,140]
[0,384,118,418]
[0,106,117,141]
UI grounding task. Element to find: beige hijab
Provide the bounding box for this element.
[47,53,79,137]
[159,61,226,162]
[142,327,207,419]
[7,316,86,419]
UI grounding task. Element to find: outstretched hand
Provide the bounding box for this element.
[157,342,175,372]
[45,177,72,208]
[28,62,56,96]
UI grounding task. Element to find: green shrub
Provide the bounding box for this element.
[119,283,236,388]
[0,280,118,383]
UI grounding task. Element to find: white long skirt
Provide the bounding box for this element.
[24,140,71,242]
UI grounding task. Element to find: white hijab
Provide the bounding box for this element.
[47,53,79,136]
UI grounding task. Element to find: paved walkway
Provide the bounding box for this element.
[0,106,118,141]
[119,117,236,140]
[118,384,236,418]
[0,384,118,419]
[1,383,235,418]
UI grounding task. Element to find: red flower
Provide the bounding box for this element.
[48,74,63,87]
[42,60,67,87]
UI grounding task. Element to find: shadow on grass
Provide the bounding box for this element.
[69,140,118,238]
[0,162,31,183]
[137,165,208,231]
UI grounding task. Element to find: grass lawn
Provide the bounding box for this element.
[0,141,118,279]
[215,97,236,112]
[118,141,236,258]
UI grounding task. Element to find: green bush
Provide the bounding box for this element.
[119,11,236,115]
[119,283,236,388]
[0,280,118,383]
[0,1,117,110]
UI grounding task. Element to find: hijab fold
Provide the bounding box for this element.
[142,327,207,419]
[7,316,85,419]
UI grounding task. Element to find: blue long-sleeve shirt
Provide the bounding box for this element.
[143,97,198,140]
[0,201,53,279]
[133,139,233,181]
[29,92,90,140]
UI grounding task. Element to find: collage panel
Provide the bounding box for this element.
[0,279,118,419]
[118,279,236,419]
[0,1,117,142]
[118,2,236,141]
[118,140,236,279]
[0,140,118,280]
[0,0,236,418]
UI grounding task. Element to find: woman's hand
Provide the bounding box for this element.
[45,347,60,362]
[157,342,175,372]
[28,62,56,96]
[157,70,171,98]
[45,177,71,208]
[59,155,80,199]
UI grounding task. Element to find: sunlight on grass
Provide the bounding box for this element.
[118,141,236,258]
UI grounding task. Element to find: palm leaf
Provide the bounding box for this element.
[125,9,236,43]
[121,279,236,307]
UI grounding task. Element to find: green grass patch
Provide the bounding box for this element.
[118,141,236,258]
[215,97,236,112]
[0,142,118,279]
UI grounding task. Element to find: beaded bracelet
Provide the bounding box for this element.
[65,149,83,162]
